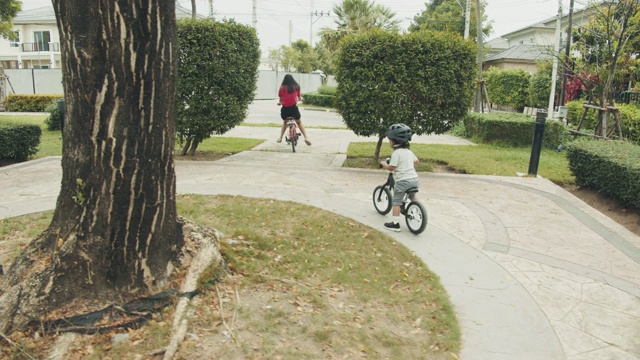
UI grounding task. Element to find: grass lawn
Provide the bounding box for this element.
[0,195,460,359]
[0,114,264,161]
[344,142,576,185]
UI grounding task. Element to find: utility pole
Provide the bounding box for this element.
[464,0,471,39]
[209,0,214,20]
[252,0,257,29]
[289,20,293,45]
[547,0,562,119]
[309,6,330,46]
[560,0,575,107]
[310,0,313,45]
[473,0,486,112]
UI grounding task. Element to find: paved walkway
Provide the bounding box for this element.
[1,104,639,359]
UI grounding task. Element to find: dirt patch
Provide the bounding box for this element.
[562,185,640,238]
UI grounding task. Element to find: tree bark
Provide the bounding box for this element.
[0,0,183,333]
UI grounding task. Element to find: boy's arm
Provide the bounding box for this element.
[379,161,396,171]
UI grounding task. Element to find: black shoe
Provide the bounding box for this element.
[384,222,401,232]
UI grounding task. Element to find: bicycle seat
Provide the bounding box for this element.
[407,188,419,194]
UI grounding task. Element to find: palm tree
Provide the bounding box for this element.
[319,0,400,50]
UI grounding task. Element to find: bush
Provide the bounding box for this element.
[528,61,553,108]
[5,94,64,112]
[485,67,531,111]
[302,93,335,107]
[175,18,260,152]
[44,100,64,131]
[617,103,640,144]
[566,139,640,208]
[566,100,597,130]
[317,85,337,96]
[463,112,567,149]
[0,123,41,161]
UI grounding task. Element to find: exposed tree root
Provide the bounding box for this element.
[163,219,225,359]
[0,217,225,359]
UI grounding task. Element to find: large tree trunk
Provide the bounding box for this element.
[0,0,183,333]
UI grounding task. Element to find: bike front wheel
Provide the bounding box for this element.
[405,201,427,234]
[372,185,392,215]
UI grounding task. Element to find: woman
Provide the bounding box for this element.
[277,74,311,145]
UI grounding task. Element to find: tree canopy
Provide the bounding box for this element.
[570,0,640,105]
[408,0,491,40]
[319,0,400,51]
[0,0,21,40]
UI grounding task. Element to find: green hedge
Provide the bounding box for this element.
[485,67,531,110]
[5,94,64,112]
[463,112,567,148]
[302,93,335,107]
[566,139,640,208]
[0,123,41,161]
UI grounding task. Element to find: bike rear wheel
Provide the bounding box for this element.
[405,201,427,234]
[372,186,392,215]
[289,125,297,153]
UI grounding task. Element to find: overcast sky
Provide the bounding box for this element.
[21,0,584,52]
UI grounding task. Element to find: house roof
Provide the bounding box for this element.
[485,44,551,62]
[13,4,200,24]
[14,6,55,24]
[488,4,598,42]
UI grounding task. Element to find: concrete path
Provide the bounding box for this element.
[1,103,639,359]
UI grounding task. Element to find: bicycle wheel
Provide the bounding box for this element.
[290,125,296,153]
[372,185,392,215]
[405,201,427,234]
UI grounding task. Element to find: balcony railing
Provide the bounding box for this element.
[20,42,60,52]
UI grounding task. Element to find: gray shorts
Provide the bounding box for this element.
[393,177,419,206]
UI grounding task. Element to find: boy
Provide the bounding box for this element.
[379,123,419,232]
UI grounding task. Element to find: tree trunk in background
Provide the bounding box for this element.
[0,0,183,333]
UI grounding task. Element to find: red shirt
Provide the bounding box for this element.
[278,85,300,107]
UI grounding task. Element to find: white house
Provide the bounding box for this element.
[484,5,598,73]
[0,4,198,70]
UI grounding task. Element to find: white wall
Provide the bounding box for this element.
[2,69,332,99]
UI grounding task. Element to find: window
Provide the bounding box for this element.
[9,31,20,48]
[33,31,51,51]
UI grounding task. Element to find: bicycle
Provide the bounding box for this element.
[284,116,301,152]
[372,160,427,234]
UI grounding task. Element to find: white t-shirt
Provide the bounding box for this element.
[389,148,418,181]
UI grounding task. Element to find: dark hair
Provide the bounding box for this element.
[281,74,300,93]
[390,138,411,149]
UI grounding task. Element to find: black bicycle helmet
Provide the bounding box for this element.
[386,123,413,145]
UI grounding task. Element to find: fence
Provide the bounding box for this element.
[1,69,335,101]
[3,68,64,95]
